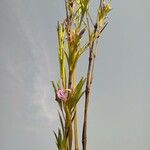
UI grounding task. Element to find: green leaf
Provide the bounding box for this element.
[53,131,58,141]
[54,127,67,150]
[98,1,112,27]
[103,2,112,15]
[58,111,65,136]
[70,50,80,73]
[57,22,66,88]
[57,80,61,89]
[64,105,72,137]
[68,47,75,71]
[74,90,85,110]
[74,77,86,96]
[79,0,90,26]
[51,81,57,94]
[67,77,86,110]
[70,45,87,76]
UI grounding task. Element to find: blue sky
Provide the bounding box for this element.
[0,0,150,150]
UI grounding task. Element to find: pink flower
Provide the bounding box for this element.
[102,1,107,10]
[57,89,68,102]
[68,30,75,44]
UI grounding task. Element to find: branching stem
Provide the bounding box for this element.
[82,16,98,150]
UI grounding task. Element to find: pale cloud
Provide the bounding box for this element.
[32,74,57,126]
[1,0,57,127]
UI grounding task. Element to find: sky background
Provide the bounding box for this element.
[0,0,150,150]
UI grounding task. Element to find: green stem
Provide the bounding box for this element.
[73,67,79,150]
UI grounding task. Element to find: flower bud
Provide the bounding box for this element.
[57,89,68,102]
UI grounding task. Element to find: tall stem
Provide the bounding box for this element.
[68,71,73,150]
[82,46,94,150]
[73,67,79,150]
[82,18,96,149]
